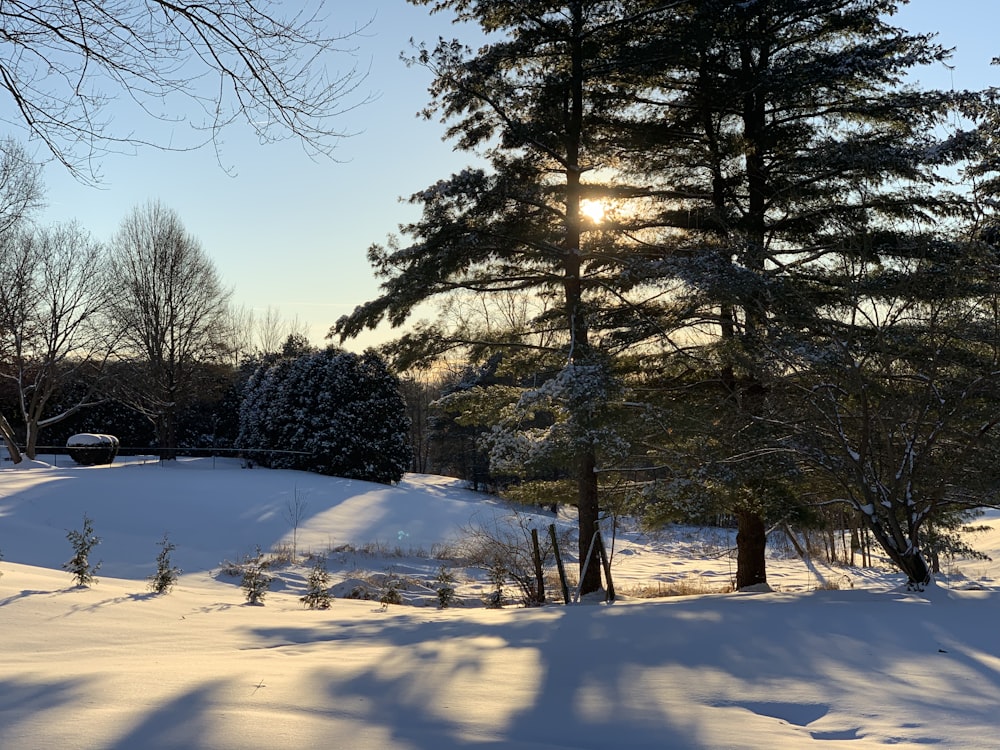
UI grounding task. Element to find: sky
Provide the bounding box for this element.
[4,456,1000,748]
[28,1,1000,351]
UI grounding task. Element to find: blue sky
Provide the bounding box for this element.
[35,0,999,350]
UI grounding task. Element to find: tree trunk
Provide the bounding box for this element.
[736,510,767,589]
[577,448,603,596]
[861,514,932,588]
[563,2,602,599]
[24,420,38,460]
[0,413,23,464]
[899,549,931,589]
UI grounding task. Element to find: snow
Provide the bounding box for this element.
[66,433,114,447]
[4,456,1000,749]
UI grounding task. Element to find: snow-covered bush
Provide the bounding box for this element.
[237,347,411,483]
[66,433,119,466]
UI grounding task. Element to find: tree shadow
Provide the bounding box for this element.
[5,589,999,748]
[243,590,1000,748]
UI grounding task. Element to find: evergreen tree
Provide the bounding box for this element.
[332,0,651,595]
[64,514,101,587]
[301,556,333,609]
[240,546,272,605]
[148,533,182,594]
[615,0,978,588]
[237,348,411,483]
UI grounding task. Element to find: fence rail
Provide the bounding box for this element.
[2,446,315,468]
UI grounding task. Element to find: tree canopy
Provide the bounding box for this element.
[0,0,367,182]
[335,0,997,589]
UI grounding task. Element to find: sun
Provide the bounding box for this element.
[580,198,606,224]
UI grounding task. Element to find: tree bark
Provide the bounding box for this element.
[577,448,603,596]
[736,510,768,589]
[0,413,22,464]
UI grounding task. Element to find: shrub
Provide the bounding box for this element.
[459,514,552,606]
[379,573,403,610]
[148,533,182,594]
[435,566,457,609]
[66,433,119,466]
[240,546,273,605]
[64,514,101,587]
[484,563,507,608]
[237,348,411,483]
[301,556,333,609]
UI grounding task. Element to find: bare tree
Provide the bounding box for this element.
[224,303,257,368]
[223,304,313,366]
[0,0,369,182]
[108,200,232,453]
[255,307,311,357]
[0,223,114,458]
[0,138,44,232]
[0,138,46,464]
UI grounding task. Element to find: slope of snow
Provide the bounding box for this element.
[3,456,1000,749]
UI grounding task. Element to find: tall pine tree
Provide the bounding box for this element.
[333,1,654,595]
[619,0,980,587]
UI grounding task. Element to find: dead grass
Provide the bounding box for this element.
[619,578,734,599]
[814,574,854,591]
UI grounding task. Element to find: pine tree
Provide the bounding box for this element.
[435,566,457,609]
[64,514,101,587]
[332,0,651,596]
[240,546,272,605]
[237,348,411,483]
[300,556,333,609]
[148,533,182,594]
[610,0,980,588]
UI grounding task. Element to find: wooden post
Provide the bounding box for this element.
[575,531,601,604]
[530,527,545,605]
[549,524,570,605]
[595,526,615,603]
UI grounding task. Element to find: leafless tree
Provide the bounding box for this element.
[0,138,47,463]
[255,306,311,356]
[222,304,313,367]
[0,138,44,232]
[0,222,114,458]
[0,0,369,182]
[224,303,257,368]
[108,200,232,452]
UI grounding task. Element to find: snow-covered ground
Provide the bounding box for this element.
[3,456,1000,749]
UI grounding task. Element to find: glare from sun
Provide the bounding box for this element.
[580,199,606,224]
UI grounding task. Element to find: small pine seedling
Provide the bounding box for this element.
[435,566,456,609]
[240,545,273,605]
[379,573,403,610]
[63,514,102,587]
[300,556,333,609]
[484,563,506,609]
[148,533,182,594]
